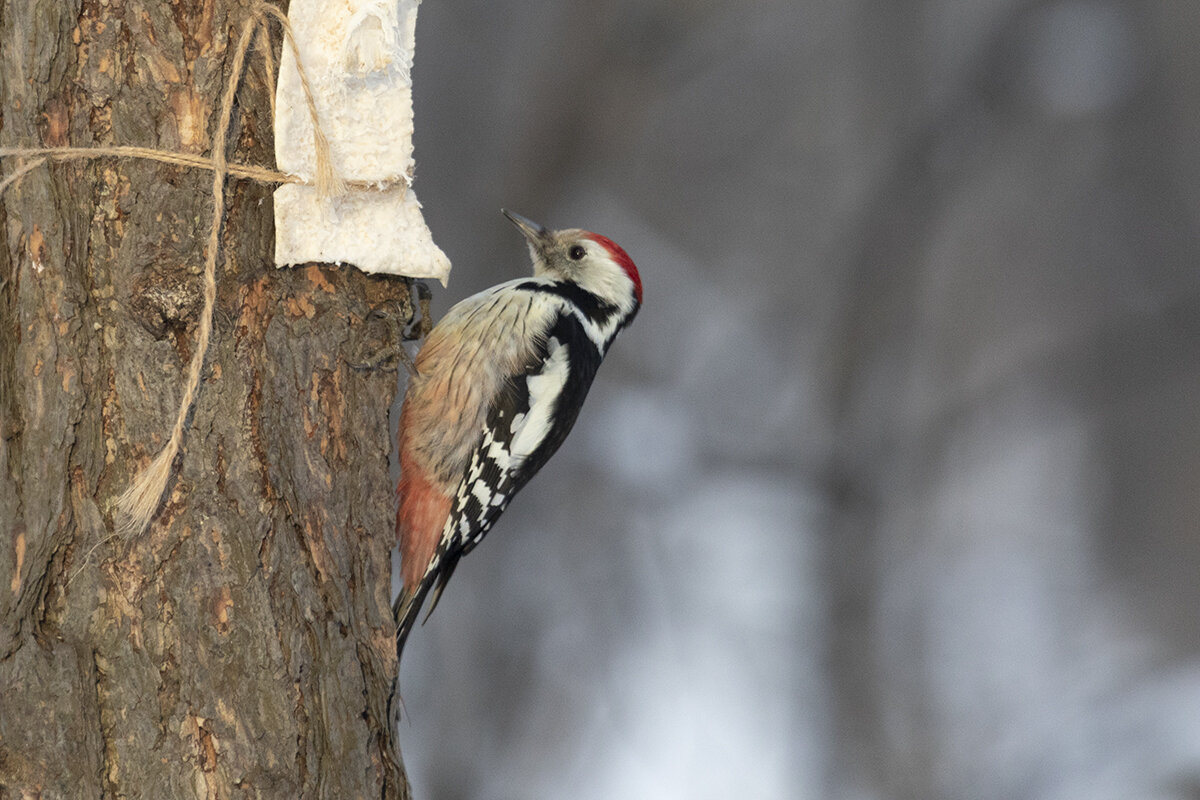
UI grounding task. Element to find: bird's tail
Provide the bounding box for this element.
[393,552,462,663]
[393,586,425,663]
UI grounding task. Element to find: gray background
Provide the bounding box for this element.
[397,2,1200,798]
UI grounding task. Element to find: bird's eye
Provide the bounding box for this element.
[568,244,586,261]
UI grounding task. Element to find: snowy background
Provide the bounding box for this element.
[396,2,1200,798]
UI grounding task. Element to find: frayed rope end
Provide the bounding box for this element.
[311,114,346,199]
[114,441,179,537]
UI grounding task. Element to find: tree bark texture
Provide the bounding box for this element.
[0,1,412,797]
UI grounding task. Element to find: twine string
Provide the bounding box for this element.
[111,12,259,535]
[255,3,345,198]
[0,3,349,537]
[0,146,292,184]
[255,14,279,124]
[0,156,49,195]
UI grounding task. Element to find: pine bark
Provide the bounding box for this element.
[0,1,411,796]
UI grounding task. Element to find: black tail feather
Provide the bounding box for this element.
[393,552,461,662]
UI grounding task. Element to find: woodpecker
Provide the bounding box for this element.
[393,209,643,660]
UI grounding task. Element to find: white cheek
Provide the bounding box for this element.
[579,259,632,305]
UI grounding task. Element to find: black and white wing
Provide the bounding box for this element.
[420,310,605,616]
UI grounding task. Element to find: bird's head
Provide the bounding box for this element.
[503,209,643,318]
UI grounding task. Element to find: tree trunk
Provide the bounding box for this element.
[0,1,411,796]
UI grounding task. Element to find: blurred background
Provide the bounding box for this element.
[396,2,1200,798]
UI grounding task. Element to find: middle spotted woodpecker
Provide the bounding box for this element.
[394,209,642,660]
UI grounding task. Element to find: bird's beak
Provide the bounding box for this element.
[501,209,547,244]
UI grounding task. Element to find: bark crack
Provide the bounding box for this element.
[93,648,119,797]
[356,640,405,798]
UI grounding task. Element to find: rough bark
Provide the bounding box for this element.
[0,1,411,797]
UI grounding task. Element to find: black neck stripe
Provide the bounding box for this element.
[516,281,620,326]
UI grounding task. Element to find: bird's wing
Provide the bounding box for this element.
[422,312,604,623]
[455,332,572,550]
[413,331,568,615]
[396,291,609,653]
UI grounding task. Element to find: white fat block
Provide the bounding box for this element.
[274,183,448,276]
[273,0,450,283]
